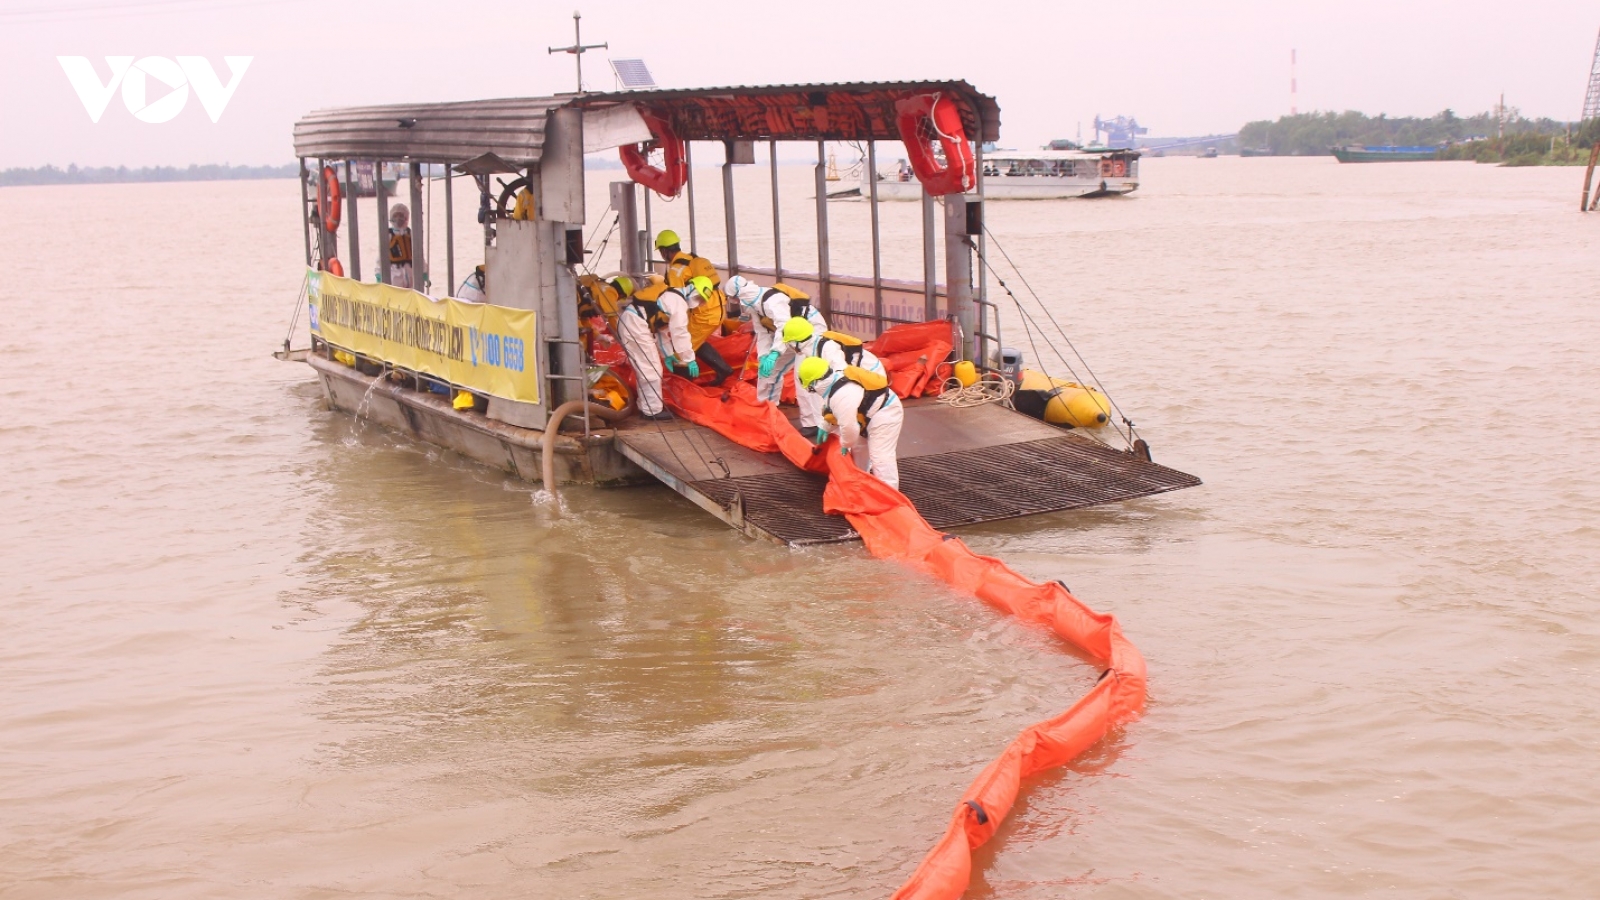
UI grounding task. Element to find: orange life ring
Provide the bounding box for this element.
[619,110,687,198]
[894,92,976,196]
[323,256,344,277]
[318,165,342,232]
[1111,159,1128,178]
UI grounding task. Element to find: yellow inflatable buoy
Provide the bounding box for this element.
[953,359,979,387]
[1014,370,1111,429]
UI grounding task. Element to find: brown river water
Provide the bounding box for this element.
[2,157,1597,898]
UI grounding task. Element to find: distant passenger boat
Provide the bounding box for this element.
[861,147,1140,200]
[1331,145,1441,163]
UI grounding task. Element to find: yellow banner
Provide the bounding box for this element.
[307,269,539,404]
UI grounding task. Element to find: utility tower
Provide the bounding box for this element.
[1580,28,1600,211]
[1291,49,1298,116]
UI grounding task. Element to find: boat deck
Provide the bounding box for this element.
[614,400,1201,544]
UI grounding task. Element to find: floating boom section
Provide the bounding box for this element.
[662,378,1147,899]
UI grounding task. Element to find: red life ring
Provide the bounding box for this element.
[318,165,342,232]
[1111,159,1128,178]
[619,110,687,198]
[323,256,344,277]
[894,92,976,196]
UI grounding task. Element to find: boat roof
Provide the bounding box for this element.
[985,148,1140,161]
[293,80,1001,167]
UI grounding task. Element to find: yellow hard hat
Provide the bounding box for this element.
[654,229,680,250]
[610,275,635,296]
[798,356,832,388]
[782,316,815,344]
[689,275,715,300]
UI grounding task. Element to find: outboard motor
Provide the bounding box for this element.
[994,347,1024,385]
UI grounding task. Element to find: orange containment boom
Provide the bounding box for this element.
[662,373,1148,899]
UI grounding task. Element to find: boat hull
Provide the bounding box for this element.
[862,177,1138,201]
[1331,147,1439,163]
[308,355,646,486]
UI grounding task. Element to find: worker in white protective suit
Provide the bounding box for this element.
[798,356,905,490]
[724,275,828,432]
[781,317,887,387]
[616,277,697,419]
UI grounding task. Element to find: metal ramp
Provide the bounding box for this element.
[614,400,1202,545]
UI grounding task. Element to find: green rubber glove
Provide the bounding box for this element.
[664,354,679,368]
[839,445,851,457]
[758,350,780,378]
[686,360,700,379]
[814,426,830,445]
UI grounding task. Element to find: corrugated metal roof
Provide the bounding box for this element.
[293,96,569,166]
[292,80,1001,164]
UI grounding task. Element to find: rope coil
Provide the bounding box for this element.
[935,373,1015,408]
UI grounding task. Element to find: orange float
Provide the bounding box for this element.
[317,164,342,232]
[895,92,977,197]
[619,109,688,198]
[661,361,1147,899]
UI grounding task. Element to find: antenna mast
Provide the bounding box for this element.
[548,10,608,93]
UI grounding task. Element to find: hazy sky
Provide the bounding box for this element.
[0,0,1594,167]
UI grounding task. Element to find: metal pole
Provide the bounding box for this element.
[1583,144,1600,212]
[770,140,782,279]
[974,140,987,354]
[921,184,937,321]
[612,181,640,274]
[814,139,830,316]
[409,161,425,291]
[298,158,312,267]
[685,142,697,253]
[643,187,654,274]
[867,141,883,334]
[444,168,455,294]
[722,141,738,274]
[344,160,361,280]
[376,163,391,284]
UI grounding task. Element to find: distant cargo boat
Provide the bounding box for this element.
[1331,145,1441,163]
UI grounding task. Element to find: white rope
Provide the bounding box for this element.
[936,373,1015,408]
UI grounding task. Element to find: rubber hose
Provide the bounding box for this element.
[541,399,633,503]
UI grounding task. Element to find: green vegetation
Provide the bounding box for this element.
[1238,109,1572,158]
[1438,132,1592,166]
[1,162,298,187]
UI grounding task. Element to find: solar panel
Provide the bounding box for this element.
[610,58,656,90]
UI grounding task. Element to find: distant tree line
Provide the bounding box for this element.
[0,162,299,187]
[1238,109,1575,157]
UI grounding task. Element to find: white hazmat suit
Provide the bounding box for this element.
[817,371,905,490]
[617,286,694,417]
[726,275,828,428]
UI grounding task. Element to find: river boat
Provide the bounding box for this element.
[285,81,1196,544]
[282,78,1197,896]
[1331,144,1441,163]
[861,146,1139,200]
